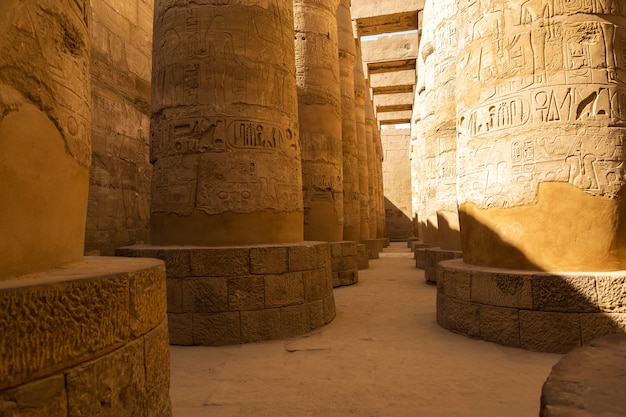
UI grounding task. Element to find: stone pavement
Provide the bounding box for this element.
[170,242,562,417]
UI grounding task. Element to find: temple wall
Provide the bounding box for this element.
[85,0,154,255]
[382,127,413,240]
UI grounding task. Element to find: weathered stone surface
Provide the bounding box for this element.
[519,311,581,354]
[86,0,153,256]
[541,334,626,417]
[0,375,67,417]
[241,309,282,343]
[280,304,311,337]
[309,299,326,330]
[250,247,289,275]
[289,244,320,271]
[596,276,626,312]
[337,0,361,242]
[479,305,520,348]
[145,322,173,417]
[182,277,228,313]
[166,278,184,313]
[472,272,533,309]
[168,313,193,346]
[193,312,241,346]
[438,269,470,301]
[456,0,626,271]
[355,40,371,241]
[357,244,370,270]
[151,0,304,246]
[532,275,598,313]
[265,273,305,308]
[323,294,337,324]
[66,339,146,417]
[227,276,265,311]
[580,313,626,345]
[190,248,250,277]
[382,127,413,240]
[0,0,91,279]
[0,258,167,390]
[295,0,344,242]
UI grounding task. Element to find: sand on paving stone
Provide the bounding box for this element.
[169,242,562,417]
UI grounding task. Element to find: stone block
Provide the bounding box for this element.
[241,309,281,343]
[337,270,358,287]
[596,276,626,312]
[193,312,241,346]
[144,322,173,417]
[265,273,305,308]
[289,245,319,271]
[330,242,343,258]
[519,311,581,354]
[340,241,357,256]
[189,248,250,277]
[316,243,332,269]
[166,278,183,313]
[309,300,325,329]
[303,269,331,301]
[533,275,598,313]
[280,304,310,337]
[0,267,130,390]
[250,247,288,275]
[425,267,437,284]
[227,276,265,311]
[182,277,228,313]
[439,296,480,337]
[440,269,471,301]
[357,244,370,270]
[0,375,67,417]
[66,339,146,417]
[129,264,167,337]
[167,313,193,346]
[471,272,533,309]
[332,272,341,288]
[415,248,427,269]
[479,305,520,348]
[323,294,337,324]
[580,313,626,345]
[157,249,190,278]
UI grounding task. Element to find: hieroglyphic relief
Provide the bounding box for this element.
[457,0,626,209]
[152,1,302,218]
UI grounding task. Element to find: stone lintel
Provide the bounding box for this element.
[437,259,626,353]
[367,59,416,74]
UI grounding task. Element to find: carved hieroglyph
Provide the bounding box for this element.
[151,0,304,245]
[337,0,361,242]
[294,0,344,242]
[354,39,371,239]
[456,0,626,270]
[0,0,91,279]
[411,0,438,245]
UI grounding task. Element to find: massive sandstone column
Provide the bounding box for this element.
[120,0,336,346]
[294,0,344,242]
[337,0,361,242]
[438,0,626,353]
[151,0,303,246]
[354,39,371,240]
[365,87,379,238]
[0,1,171,414]
[411,1,438,246]
[456,0,626,271]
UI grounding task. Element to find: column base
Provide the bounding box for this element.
[330,241,359,287]
[437,259,626,353]
[421,248,463,284]
[0,257,171,417]
[117,242,336,346]
[540,333,626,416]
[411,240,430,253]
[356,244,370,270]
[361,238,386,259]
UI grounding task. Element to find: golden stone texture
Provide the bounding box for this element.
[151,0,303,246]
[294,0,345,242]
[456,0,626,271]
[0,0,91,279]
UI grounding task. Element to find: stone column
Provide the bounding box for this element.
[294,0,343,242]
[120,0,336,345]
[151,0,303,246]
[294,0,359,286]
[354,39,371,240]
[0,1,171,414]
[438,0,626,353]
[456,0,626,271]
[337,0,361,242]
[365,86,379,238]
[411,1,439,247]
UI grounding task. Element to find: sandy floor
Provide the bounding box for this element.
[170,242,562,417]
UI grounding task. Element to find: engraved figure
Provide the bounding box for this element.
[520,0,556,83]
[472,0,505,81]
[205,16,235,106]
